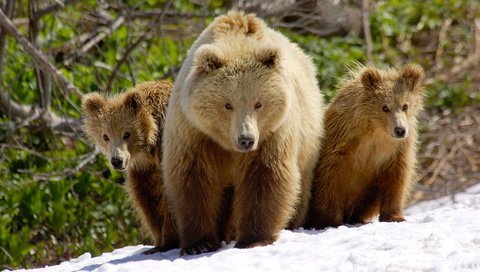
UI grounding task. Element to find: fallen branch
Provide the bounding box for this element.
[0,86,82,134]
[0,86,39,120]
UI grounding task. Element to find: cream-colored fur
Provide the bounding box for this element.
[162,11,324,255]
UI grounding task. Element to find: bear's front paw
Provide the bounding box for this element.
[379,214,406,222]
[235,236,275,249]
[142,246,166,255]
[180,241,220,256]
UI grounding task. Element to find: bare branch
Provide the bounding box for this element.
[1,78,81,136]
[122,9,215,20]
[0,86,39,120]
[434,18,452,69]
[18,150,99,181]
[33,0,81,21]
[0,85,82,134]
[426,18,480,85]
[63,15,125,66]
[0,8,82,97]
[1,143,53,161]
[238,0,361,37]
[50,116,82,134]
[473,18,480,61]
[410,106,480,204]
[0,1,81,135]
[0,0,15,77]
[105,0,173,91]
[361,0,373,62]
[29,0,52,111]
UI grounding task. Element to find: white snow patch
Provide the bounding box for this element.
[7,187,480,272]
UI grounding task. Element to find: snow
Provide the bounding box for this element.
[8,184,480,272]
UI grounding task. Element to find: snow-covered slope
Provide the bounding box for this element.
[10,185,480,272]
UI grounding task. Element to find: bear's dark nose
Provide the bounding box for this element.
[111,157,124,169]
[394,126,406,138]
[238,135,255,151]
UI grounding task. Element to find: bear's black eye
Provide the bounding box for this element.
[255,102,262,109]
[123,132,131,140]
[382,105,390,112]
[103,134,109,141]
[402,104,408,111]
[225,103,233,110]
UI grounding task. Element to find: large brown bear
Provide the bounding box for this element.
[309,64,425,229]
[82,81,178,254]
[162,11,324,255]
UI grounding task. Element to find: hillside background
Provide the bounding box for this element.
[0,0,478,269]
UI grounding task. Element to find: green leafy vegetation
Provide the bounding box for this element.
[0,0,478,269]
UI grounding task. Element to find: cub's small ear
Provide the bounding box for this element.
[400,63,424,91]
[82,93,106,115]
[194,45,224,74]
[256,47,280,68]
[361,67,382,92]
[124,92,142,114]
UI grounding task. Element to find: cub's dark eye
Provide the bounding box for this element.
[382,105,390,112]
[225,103,233,110]
[402,104,409,111]
[103,134,109,141]
[123,132,131,140]
[255,102,262,109]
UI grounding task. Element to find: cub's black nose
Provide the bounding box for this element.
[394,126,406,138]
[111,157,124,169]
[238,135,255,150]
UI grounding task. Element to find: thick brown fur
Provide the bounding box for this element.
[82,80,179,253]
[309,64,425,229]
[162,11,324,255]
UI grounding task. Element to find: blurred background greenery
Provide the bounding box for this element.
[0,0,479,269]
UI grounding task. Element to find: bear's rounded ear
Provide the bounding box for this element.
[124,92,142,114]
[194,45,224,74]
[361,67,382,92]
[400,63,424,92]
[82,93,106,115]
[256,47,280,68]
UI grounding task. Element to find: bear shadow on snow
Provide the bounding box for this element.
[73,244,240,271]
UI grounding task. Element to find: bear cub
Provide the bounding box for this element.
[82,80,178,254]
[309,64,425,228]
